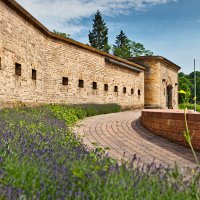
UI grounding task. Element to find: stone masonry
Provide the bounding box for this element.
[0,0,180,109]
[0,0,145,109]
[129,57,180,109]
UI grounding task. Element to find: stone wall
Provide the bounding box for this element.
[160,62,178,109]
[0,0,47,107]
[129,57,180,109]
[45,38,144,108]
[141,110,200,151]
[142,59,161,108]
[0,0,144,109]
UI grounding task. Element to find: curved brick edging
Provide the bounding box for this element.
[141,109,200,151]
[75,111,200,168]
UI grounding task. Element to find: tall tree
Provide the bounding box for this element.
[112,30,153,59]
[113,30,131,59]
[88,10,110,52]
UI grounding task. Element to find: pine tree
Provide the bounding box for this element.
[113,30,131,59]
[88,10,110,52]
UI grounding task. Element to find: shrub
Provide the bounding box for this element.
[78,103,122,117]
[179,103,200,112]
[0,105,199,199]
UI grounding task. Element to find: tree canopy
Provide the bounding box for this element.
[112,30,153,59]
[88,11,153,57]
[113,30,131,59]
[88,10,110,52]
[178,71,200,104]
[55,12,153,58]
[129,41,153,57]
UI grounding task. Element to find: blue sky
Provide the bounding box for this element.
[16,0,200,74]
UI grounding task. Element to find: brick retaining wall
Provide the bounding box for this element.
[141,109,200,151]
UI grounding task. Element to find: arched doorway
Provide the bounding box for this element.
[167,85,173,109]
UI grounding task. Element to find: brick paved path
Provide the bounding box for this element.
[74,110,200,168]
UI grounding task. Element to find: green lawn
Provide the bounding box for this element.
[179,103,200,112]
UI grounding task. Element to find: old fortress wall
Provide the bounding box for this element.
[45,39,144,108]
[160,62,179,109]
[0,0,145,109]
[0,0,46,105]
[129,57,180,109]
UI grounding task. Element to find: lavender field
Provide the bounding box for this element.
[0,104,199,199]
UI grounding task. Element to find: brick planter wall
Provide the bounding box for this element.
[141,109,200,151]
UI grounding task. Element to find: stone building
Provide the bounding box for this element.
[129,57,180,109]
[0,0,180,109]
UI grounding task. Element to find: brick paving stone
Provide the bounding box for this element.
[75,110,200,169]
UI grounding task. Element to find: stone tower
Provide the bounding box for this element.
[129,56,180,109]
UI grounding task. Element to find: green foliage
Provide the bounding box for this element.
[178,73,192,103]
[88,14,152,57]
[79,103,122,117]
[179,103,200,112]
[179,72,185,78]
[88,10,110,52]
[113,30,131,59]
[0,104,199,199]
[129,41,153,57]
[53,30,71,38]
[48,104,122,125]
[189,71,200,104]
[112,30,153,59]
[178,71,200,104]
[49,104,86,126]
[3,156,48,196]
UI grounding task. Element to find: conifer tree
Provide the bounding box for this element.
[88,10,110,52]
[113,30,131,59]
[113,30,153,59]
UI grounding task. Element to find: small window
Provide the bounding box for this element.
[32,69,37,80]
[123,87,126,93]
[131,88,134,94]
[62,77,68,85]
[15,63,21,76]
[114,86,118,92]
[104,84,108,91]
[92,82,97,89]
[78,79,84,88]
[138,90,141,96]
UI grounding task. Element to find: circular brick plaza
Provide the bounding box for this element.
[75,110,200,168]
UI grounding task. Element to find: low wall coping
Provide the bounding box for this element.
[142,109,200,121]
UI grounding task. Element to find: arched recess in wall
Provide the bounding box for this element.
[165,76,173,109]
[167,84,173,109]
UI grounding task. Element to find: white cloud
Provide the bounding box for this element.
[16,0,177,35]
